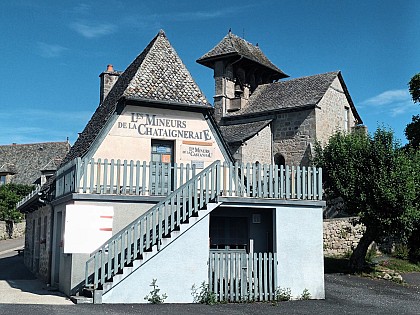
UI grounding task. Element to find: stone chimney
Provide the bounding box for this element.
[99,64,120,104]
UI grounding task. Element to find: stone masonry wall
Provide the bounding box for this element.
[315,77,357,145]
[0,220,25,240]
[272,108,316,166]
[323,217,365,256]
[24,205,53,283]
[241,124,272,165]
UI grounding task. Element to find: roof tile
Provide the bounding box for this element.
[230,71,340,116]
[63,30,208,164]
[197,32,288,77]
[0,142,70,184]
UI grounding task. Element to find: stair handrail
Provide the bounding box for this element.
[85,160,221,290]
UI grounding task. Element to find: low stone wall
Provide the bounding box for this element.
[323,217,365,257]
[0,220,26,240]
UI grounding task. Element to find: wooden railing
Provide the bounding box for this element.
[209,251,278,302]
[56,158,322,201]
[16,185,41,209]
[85,161,220,290]
[220,163,322,200]
[56,158,197,198]
[83,160,323,291]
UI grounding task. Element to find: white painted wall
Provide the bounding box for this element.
[93,105,227,167]
[275,205,325,299]
[52,199,156,296]
[102,213,210,303]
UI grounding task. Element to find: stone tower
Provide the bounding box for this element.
[197,31,288,122]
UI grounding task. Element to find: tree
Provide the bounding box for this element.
[405,115,420,149]
[315,127,419,272]
[0,183,34,222]
[405,73,420,148]
[408,73,420,104]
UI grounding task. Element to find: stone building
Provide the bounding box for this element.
[197,31,363,166]
[0,142,70,186]
[0,141,69,281]
[17,30,326,302]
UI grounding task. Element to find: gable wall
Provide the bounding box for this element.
[241,124,272,165]
[272,108,316,166]
[315,77,357,145]
[92,105,227,167]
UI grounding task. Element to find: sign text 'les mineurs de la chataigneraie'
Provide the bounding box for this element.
[117,113,212,141]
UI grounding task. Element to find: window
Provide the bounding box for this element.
[274,153,285,167]
[0,175,6,185]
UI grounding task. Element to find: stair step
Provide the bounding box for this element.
[70,295,93,304]
[86,200,218,297]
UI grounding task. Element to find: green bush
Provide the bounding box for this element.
[299,289,311,300]
[275,287,291,302]
[0,183,34,221]
[191,282,217,305]
[144,279,167,304]
[393,243,409,260]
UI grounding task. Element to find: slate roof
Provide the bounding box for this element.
[197,31,288,78]
[219,71,362,143]
[41,158,63,171]
[0,142,70,185]
[219,119,272,143]
[232,71,341,116]
[63,30,209,164]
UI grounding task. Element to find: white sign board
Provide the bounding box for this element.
[64,205,114,253]
[180,144,214,161]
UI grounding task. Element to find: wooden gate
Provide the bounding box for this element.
[208,251,277,302]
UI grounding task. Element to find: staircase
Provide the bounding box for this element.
[82,161,221,303]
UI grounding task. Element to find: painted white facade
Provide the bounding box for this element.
[276,205,325,299]
[93,105,227,167]
[51,199,156,296]
[102,211,211,303]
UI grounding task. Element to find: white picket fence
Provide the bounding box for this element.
[208,251,278,302]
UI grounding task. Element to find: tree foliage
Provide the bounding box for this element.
[315,127,419,271]
[405,115,420,149]
[0,183,34,222]
[408,73,420,104]
[405,73,420,148]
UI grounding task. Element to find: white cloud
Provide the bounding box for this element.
[362,89,410,106]
[70,21,117,38]
[361,89,417,117]
[123,5,257,29]
[37,42,68,58]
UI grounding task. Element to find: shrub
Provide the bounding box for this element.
[191,282,217,305]
[393,243,409,260]
[275,287,291,302]
[299,289,311,300]
[144,279,167,304]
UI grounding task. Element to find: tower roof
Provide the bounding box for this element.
[197,31,288,79]
[63,30,209,164]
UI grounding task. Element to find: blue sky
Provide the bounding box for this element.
[0,0,419,146]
